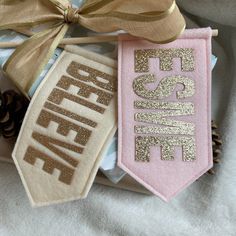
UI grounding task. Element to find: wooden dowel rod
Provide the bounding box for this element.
[212,29,218,36]
[0,42,21,48]
[61,35,118,44]
[0,29,218,49]
[0,35,118,48]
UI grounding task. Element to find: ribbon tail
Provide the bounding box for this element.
[3,24,69,97]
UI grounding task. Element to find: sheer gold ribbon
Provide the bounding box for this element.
[0,0,185,96]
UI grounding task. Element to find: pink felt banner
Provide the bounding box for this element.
[118,28,213,201]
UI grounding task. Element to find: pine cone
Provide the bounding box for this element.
[0,90,29,138]
[208,120,223,175]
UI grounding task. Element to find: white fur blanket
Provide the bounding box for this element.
[0,0,236,235]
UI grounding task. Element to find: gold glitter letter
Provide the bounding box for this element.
[48,88,105,114]
[133,75,195,99]
[57,76,114,106]
[134,101,195,135]
[24,146,74,185]
[32,132,81,167]
[135,136,196,162]
[37,109,91,146]
[135,49,195,73]
[44,102,97,128]
[67,61,117,92]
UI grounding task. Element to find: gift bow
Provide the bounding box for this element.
[0,0,185,96]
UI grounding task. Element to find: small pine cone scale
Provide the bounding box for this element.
[207,120,223,175]
[0,90,29,139]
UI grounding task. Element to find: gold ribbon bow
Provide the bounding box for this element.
[0,0,185,96]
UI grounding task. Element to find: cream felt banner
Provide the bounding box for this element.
[13,47,117,207]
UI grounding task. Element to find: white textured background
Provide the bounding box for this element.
[0,0,236,235]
